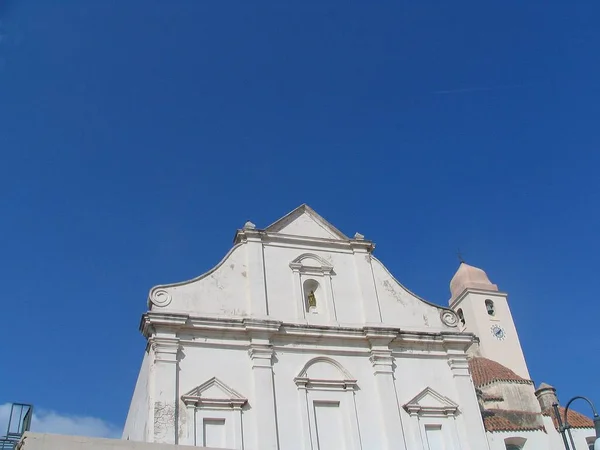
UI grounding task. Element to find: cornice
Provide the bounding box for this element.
[140,312,189,337]
[450,288,508,308]
[294,377,359,391]
[233,229,375,253]
[141,313,477,355]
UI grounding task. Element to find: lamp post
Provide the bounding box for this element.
[553,396,600,450]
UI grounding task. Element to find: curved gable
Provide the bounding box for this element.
[147,243,249,316]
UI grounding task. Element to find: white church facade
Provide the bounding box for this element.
[123,205,595,450]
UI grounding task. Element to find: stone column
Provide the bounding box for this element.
[447,354,490,450]
[246,320,281,450]
[366,329,407,450]
[351,243,382,323]
[149,336,180,444]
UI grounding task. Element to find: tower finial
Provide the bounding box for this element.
[457,248,465,264]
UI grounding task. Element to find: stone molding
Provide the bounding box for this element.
[403,387,459,417]
[449,287,508,308]
[141,313,478,356]
[248,343,274,368]
[149,336,180,363]
[181,377,247,410]
[447,357,471,377]
[289,253,334,275]
[294,356,358,391]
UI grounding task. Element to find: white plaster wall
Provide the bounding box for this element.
[484,419,596,450]
[18,432,227,450]
[392,354,468,450]
[486,430,552,450]
[177,344,254,448]
[150,334,481,450]
[123,351,151,442]
[270,345,381,450]
[568,426,597,449]
[541,415,596,450]
[263,245,364,323]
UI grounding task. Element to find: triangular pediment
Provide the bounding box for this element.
[181,377,247,408]
[403,387,459,416]
[265,204,348,240]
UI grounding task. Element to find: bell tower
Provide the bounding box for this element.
[448,262,530,380]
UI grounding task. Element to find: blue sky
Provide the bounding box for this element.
[1,0,599,435]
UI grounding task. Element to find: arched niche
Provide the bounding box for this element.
[290,253,336,322]
[302,278,321,313]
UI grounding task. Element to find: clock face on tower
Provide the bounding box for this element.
[491,324,506,340]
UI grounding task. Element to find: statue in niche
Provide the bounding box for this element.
[307,290,317,309]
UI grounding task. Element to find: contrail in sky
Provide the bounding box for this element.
[432,84,528,95]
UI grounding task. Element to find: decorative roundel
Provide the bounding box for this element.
[441,310,459,327]
[491,324,506,340]
[149,289,172,307]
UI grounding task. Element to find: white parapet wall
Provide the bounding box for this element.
[16,433,230,450]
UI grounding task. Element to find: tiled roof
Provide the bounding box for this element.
[543,406,594,430]
[482,409,545,432]
[481,393,504,402]
[469,357,532,387]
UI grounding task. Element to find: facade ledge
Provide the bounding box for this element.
[450,288,508,307]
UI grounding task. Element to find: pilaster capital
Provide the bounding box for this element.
[448,357,470,377]
[248,343,274,368]
[369,349,395,374]
[149,336,180,363]
[365,328,397,374]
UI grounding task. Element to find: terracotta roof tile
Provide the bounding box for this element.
[482,409,545,432]
[469,357,531,387]
[542,406,594,430]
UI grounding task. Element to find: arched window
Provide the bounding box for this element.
[504,437,526,450]
[587,437,596,450]
[485,299,495,316]
[457,309,465,326]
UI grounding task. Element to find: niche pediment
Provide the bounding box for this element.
[181,377,247,409]
[294,357,358,390]
[403,387,459,416]
[289,253,333,275]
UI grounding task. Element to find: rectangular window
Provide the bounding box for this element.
[314,401,343,450]
[424,425,445,450]
[203,418,226,448]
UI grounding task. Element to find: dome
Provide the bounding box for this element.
[468,357,528,388]
[449,262,498,304]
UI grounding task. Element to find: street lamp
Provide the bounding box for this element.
[553,396,600,450]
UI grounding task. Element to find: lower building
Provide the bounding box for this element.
[123,205,596,450]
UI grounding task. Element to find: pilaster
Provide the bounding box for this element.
[149,336,180,444]
[246,319,280,450]
[444,337,490,450]
[244,229,269,316]
[351,244,382,323]
[366,329,407,450]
